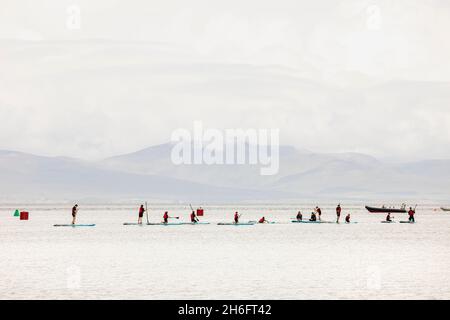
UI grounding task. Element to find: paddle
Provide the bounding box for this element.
[145,201,149,224]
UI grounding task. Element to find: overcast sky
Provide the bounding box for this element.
[0,0,449,160]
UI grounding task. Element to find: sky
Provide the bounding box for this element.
[0,0,449,160]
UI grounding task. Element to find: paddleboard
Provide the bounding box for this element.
[381,221,395,223]
[123,223,144,226]
[248,221,277,224]
[54,224,95,227]
[146,222,184,225]
[217,222,256,226]
[180,222,211,225]
[291,220,334,224]
[400,221,415,224]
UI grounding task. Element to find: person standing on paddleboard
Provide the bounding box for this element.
[71,204,78,225]
[336,204,342,223]
[138,204,145,225]
[190,210,199,223]
[315,206,322,221]
[234,212,240,224]
[163,211,169,224]
[296,211,302,221]
[408,207,415,223]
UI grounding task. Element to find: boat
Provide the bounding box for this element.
[54,224,96,227]
[217,222,256,226]
[365,205,406,213]
[440,207,450,212]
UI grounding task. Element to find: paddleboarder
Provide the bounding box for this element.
[408,207,415,223]
[258,216,267,224]
[315,206,322,221]
[190,210,199,223]
[309,211,317,222]
[71,204,78,225]
[296,211,302,221]
[345,213,351,223]
[163,211,169,224]
[234,212,240,224]
[138,204,145,225]
[336,204,342,223]
[386,213,393,222]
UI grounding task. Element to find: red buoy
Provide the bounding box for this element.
[20,211,29,220]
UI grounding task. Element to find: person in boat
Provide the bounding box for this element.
[408,207,415,223]
[336,204,342,223]
[309,212,317,221]
[386,213,393,222]
[315,206,322,221]
[138,204,145,225]
[258,216,267,224]
[234,212,240,224]
[296,211,302,221]
[163,211,169,224]
[190,210,199,223]
[345,214,351,223]
[71,204,78,225]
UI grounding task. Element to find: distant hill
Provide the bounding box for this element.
[1,145,450,201]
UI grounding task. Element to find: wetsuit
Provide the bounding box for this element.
[234,213,239,224]
[191,212,198,223]
[336,206,341,217]
[310,213,317,221]
[345,215,350,223]
[139,206,144,218]
[296,212,302,221]
[408,210,415,222]
[317,208,322,220]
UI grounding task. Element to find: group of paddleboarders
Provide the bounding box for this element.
[385,207,416,223]
[294,204,351,223]
[68,203,416,225]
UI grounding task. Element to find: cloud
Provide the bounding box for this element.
[0,1,449,160]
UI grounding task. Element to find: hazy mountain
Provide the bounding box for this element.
[0,150,293,202]
[1,145,449,201]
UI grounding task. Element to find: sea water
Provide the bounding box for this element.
[1,202,449,299]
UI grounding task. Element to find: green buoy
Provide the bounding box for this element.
[14,209,20,217]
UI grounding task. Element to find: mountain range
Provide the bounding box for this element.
[1,144,449,202]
